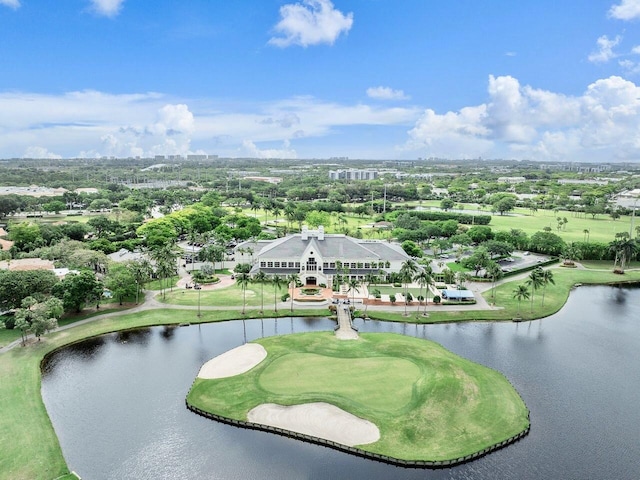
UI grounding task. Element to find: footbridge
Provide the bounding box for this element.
[335,304,359,340]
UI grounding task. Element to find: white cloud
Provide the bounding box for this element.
[588,35,622,63]
[0,0,20,9]
[609,0,640,20]
[619,59,640,74]
[0,90,419,159]
[23,146,62,159]
[366,86,409,100]
[268,0,353,48]
[404,74,640,161]
[632,45,640,54]
[89,0,125,18]
[241,139,298,159]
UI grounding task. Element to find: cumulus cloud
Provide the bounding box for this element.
[23,146,62,159]
[609,0,640,20]
[366,86,409,100]
[268,0,353,47]
[404,74,640,161]
[0,0,20,9]
[0,89,419,159]
[241,139,297,159]
[588,35,622,63]
[89,0,125,18]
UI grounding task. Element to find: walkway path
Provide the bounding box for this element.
[335,304,358,340]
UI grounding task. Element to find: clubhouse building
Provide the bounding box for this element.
[234,226,411,288]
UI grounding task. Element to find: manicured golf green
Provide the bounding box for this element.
[187,332,530,462]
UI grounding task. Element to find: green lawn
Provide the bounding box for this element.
[159,282,289,308]
[0,305,135,348]
[145,276,179,291]
[374,285,431,298]
[578,260,640,270]
[0,307,329,480]
[187,332,530,462]
[387,202,637,245]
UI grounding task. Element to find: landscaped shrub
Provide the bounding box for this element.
[281,293,290,302]
[300,288,320,295]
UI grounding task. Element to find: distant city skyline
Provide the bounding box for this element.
[2,0,640,162]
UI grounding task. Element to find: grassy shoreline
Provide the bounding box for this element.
[187,332,530,462]
[1,269,640,479]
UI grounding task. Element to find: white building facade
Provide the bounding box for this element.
[235,226,410,288]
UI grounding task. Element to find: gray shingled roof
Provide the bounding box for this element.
[255,234,409,262]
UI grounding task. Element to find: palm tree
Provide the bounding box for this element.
[561,242,582,266]
[287,273,300,312]
[253,271,267,313]
[149,243,180,298]
[187,228,199,273]
[540,269,555,307]
[363,273,379,316]
[272,206,282,226]
[513,284,530,317]
[399,260,418,316]
[486,261,503,303]
[127,258,153,304]
[198,244,224,273]
[347,277,360,305]
[413,269,432,316]
[442,268,456,285]
[250,200,261,218]
[526,267,544,312]
[609,238,637,273]
[583,229,590,243]
[271,275,286,313]
[456,271,472,289]
[236,272,250,315]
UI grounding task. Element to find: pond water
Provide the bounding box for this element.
[41,285,640,480]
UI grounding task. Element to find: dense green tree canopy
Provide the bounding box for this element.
[52,271,103,313]
[8,222,43,251]
[529,231,566,256]
[0,270,59,311]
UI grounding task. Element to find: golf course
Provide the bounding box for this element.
[187,332,530,464]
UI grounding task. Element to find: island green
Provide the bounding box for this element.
[187,332,530,462]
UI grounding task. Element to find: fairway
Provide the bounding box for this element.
[187,332,530,463]
[259,353,420,411]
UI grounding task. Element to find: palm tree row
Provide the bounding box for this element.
[513,266,555,317]
[234,272,294,315]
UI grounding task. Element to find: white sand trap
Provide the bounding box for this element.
[247,402,380,447]
[197,343,267,379]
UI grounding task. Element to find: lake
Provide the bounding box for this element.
[41,285,640,479]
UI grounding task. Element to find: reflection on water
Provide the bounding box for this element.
[41,287,640,480]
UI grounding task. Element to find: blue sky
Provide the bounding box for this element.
[1,0,640,161]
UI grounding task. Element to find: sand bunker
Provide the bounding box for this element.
[197,343,267,379]
[247,402,380,446]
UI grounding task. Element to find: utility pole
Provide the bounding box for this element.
[630,198,637,239]
[383,184,387,213]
